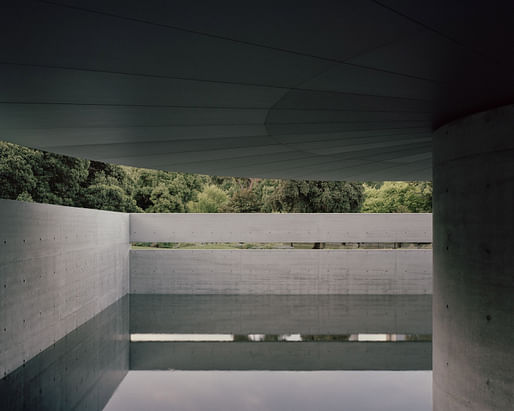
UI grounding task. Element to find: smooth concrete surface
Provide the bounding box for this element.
[433,105,514,410]
[130,249,432,294]
[130,294,432,335]
[3,3,514,179]
[130,341,431,371]
[130,213,432,243]
[0,199,130,377]
[0,296,129,411]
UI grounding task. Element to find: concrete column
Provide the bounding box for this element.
[433,105,514,410]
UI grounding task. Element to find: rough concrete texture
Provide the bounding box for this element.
[130,341,431,371]
[130,294,432,335]
[0,199,129,377]
[130,249,432,294]
[0,296,129,411]
[433,105,514,410]
[130,213,432,243]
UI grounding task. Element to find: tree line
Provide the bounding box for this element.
[0,141,431,213]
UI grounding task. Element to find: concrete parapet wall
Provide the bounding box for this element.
[0,202,433,377]
[130,213,432,243]
[0,199,129,377]
[130,249,432,294]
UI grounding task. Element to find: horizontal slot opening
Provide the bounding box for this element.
[131,242,432,250]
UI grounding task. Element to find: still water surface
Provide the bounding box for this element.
[105,370,431,411]
[1,294,432,410]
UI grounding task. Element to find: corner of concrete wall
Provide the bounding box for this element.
[0,199,130,377]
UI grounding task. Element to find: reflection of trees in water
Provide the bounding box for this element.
[233,335,285,342]
[233,335,251,342]
[234,334,352,342]
[226,334,432,342]
[301,335,351,342]
[404,334,432,342]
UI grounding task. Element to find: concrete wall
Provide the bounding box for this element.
[0,201,433,377]
[433,105,514,410]
[130,213,432,243]
[0,199,129,377]
[130,249,432,294]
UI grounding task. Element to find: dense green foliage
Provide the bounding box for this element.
[0,142,87,205]
[268,180,365,213]
[0,141,140,211]
[361,181,432,213]
[130,168,207,213]
[187,185,228,213]
[82,161,140,212]
[0,141,431,213]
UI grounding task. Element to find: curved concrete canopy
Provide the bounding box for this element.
[1,0,513,180]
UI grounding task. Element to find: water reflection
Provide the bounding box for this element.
[129,294,432,372]
[130,294,432,335]
[130,340,431,371]
[130,333,432,342]
[1,294,432,410]
[0,296,129,411]
[105,371,432,411]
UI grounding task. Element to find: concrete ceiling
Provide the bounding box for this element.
[1,0,513,180]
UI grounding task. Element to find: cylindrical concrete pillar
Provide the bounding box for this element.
[433,105,514,410]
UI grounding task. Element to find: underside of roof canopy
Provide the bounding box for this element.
[1,0,513,180]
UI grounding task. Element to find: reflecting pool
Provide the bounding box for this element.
[1,294,432,410]
[105,371,431,411]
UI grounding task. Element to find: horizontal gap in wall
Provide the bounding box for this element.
[131,242,432,250]
[130,333,432,342]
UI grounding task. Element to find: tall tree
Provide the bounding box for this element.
[36,153,89,206]
[81,184,141,212]
[187,185,229,213]
[132,168,207,213]
[0,141,40,201]
[225,189,261,212]
[253,179,280,212]
[269,180,365,213]
[361,181,432,213]
[0,141,90,206]
[147,183,185,213]
[80,161,140,212]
